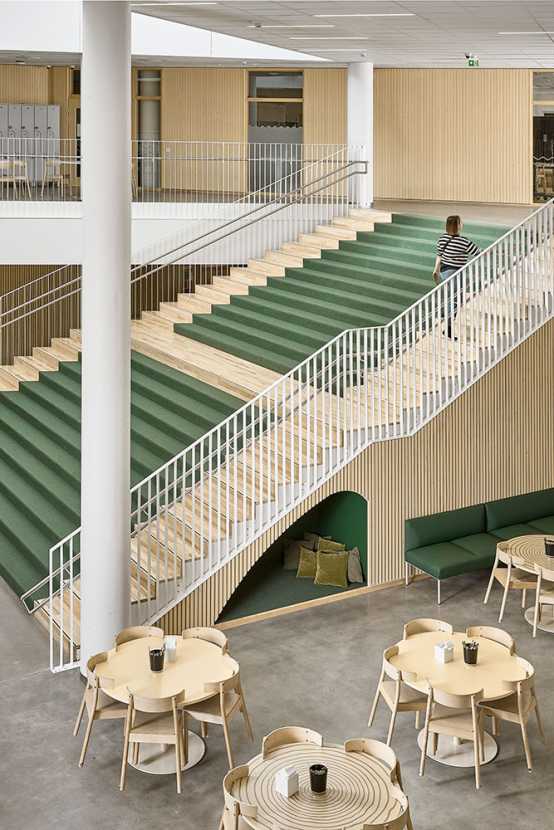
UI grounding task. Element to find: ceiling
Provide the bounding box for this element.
[132,0,554,67]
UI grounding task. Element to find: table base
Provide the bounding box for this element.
[129,730,206,775]
[524,606,554,634]
[417,730,498,768]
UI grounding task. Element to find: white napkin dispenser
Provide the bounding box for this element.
[434,640,454,664]
[164,635,178,663]
[274,766,299,797]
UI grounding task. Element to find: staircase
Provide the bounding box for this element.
[1,197,552,672]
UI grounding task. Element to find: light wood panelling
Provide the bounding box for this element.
[0,65,49,104]
[303,69,347,146]
[374,69,533,204]
[159,319,554,633]
[48,67,71,139]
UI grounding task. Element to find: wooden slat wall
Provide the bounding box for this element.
[303,69,347,146]
[160,319,554,632]
[374,68,533,204]
[0,264,60,295]
[0,65,49,104]
[48,67,71,139]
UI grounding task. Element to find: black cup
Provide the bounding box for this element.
[545,538,554,557]
[309,763,328,794]
[149,647,165,672]
[463,641,478,665]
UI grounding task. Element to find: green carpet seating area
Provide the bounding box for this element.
[405,487,554,603]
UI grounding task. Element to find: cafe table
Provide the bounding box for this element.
[503,534,554,634]
[390,630,528,768]
[95,634,238,773]
[231,736,404,830]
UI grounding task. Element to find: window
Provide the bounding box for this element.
[248,71,303,100]
[533,72,554,202]
[71,68,80,96]
[137,69,161,98]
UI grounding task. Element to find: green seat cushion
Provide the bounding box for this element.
[488,523,538,541]
[405,542,479,580]
[405,504,485,550]
[450,533,498,569]
[528,515,554,534]
[314,551,349,588]
[485,488,554,531]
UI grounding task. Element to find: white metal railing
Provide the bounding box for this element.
[45,199,554,671]
[0,139,354,204]
[0,145,366,365]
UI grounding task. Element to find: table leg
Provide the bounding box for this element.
[524,605,554,634]
[129,731,206,775]
[417,730,498,768]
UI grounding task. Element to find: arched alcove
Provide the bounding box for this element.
[218,491,368,624]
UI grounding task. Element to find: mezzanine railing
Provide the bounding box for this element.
[45,199,554,671]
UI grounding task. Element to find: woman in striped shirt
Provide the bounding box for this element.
[432,214,480,337]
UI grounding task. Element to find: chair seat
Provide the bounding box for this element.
[380,680,427,710]
[494,567,537,589]
[130,712,179,741]
[185,691,240,723]
[428,705,475,738]
[86,688,127,718]
[479,693,524,724]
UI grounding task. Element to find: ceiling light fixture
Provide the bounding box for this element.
[248,24,334,29]
[289,36,369,41]
[497,30,554,34]
[314,13,414,18]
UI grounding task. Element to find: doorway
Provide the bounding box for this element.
[533,72,554,203]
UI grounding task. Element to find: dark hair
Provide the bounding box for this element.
[446,215,461,236]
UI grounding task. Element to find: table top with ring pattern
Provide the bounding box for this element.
[94,635,238,705]
[390,631,529,701]
[502,534,554,572]
[232,741,402,830]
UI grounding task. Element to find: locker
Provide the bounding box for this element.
[34,104,47,183]
[20,104,35,182]
[8,104,21,138]
[47,105,60,138]
[0,105,7,156]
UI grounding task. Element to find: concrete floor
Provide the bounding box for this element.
[374,199,535,226]
[1,571,553,830]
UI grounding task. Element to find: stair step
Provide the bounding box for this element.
[350,208,392,223]
[212,276,250,296]
[195,285,232,305]
[229,268,268,286]
[301,232,340,250]
[176,294,213,314]
[315,224,357,240]
[281,241,322,258]
[333,216,375,232]
[265,250,304,268]
[248,259,285,277]
[0,368,19,391]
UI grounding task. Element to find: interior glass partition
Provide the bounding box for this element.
[533,72,554,203]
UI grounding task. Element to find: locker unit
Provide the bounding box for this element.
[0,103,60,184]
[0,104,7,155]
[20,104,35,182]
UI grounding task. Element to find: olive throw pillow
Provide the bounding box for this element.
[296,546,317,579]
[303,532,331,551]
[347,546,364,584]
[314,551,349,588]
[318,538,346,553]
[283,539,304,570]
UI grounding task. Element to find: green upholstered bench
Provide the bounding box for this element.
[405,488,554,604]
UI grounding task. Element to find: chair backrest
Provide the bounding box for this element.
[262,726,323,759]
[129,688,185,714]
[429,683,484,710]
[344,738,397,777]
[403,618,453,638]
[86,650,108,683]
[466,625,516,654]
[115,625,164,646]
[204,669,240,698]
[358,785,409,830]
[512,656,536,697]
[382,645,401,681]
[222,765,257,820]
[182,626,228,653]
[496,542,512,566]
[537,563,554,585]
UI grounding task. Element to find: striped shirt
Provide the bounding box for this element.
[436,234,480,269]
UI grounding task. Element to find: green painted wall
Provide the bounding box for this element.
[218,491,367,622]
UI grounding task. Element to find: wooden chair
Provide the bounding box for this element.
[184,670,253,768]
[181,626,228,654]
[529,563,554,637]
[262,726,322,759]
[357,785,410,830]
[465,625,516,654]
[483,543,537,622]
[115,625,164,646]
[368,645,428,745]
[478,656,545,770]
[73,651,127,767]
[218,765,257,830]
[403,618,453,638]
[419,684,485,789]
[345,739,414,830]
[41,158,64,198]
[120,689,186,793]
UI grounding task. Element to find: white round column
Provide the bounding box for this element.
[348,62,373,207]
[80,1,131,671]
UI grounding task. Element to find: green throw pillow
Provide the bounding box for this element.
[318,538,346,553]
[315,551,349,588]
[296,546,317,578]
[283,540,303,570]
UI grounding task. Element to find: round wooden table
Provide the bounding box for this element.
[96,635,238,774]
[390,630,528,768]
[233,741,402,830]
[503,535,554,634]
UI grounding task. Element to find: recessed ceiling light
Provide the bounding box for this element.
[498,31,554,34]
[314,13,414,18]
[248,24,334,29]
[134,2,217,6]
[307,48,371,53]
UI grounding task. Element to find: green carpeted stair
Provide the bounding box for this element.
[0,352,243,598]
[174,214,509,374]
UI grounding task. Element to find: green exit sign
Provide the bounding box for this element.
[466,55,480,67]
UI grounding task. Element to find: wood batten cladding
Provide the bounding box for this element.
[303,69,347,146]
[374,69,533,204]
[0,65,49,103]
[159,320,554,633]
